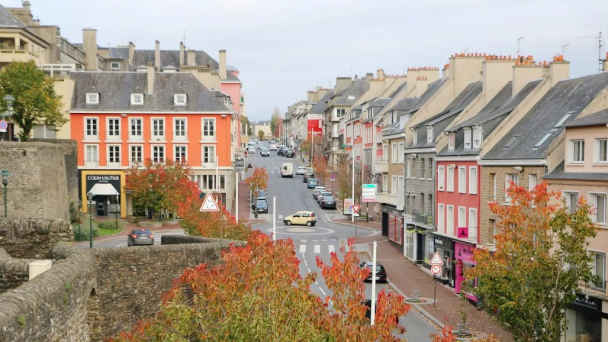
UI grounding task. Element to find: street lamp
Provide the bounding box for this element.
[115,193,119,229]
[87,192,93,248]
[78,200,82,241]
[1,170,10,217]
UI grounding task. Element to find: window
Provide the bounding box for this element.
[571,140,584,162]
[421,159,426,179]
[130,93,144,105]
[591,251,606,290]
[202,145,216,164]
[427,158,433,179]
[382,175,388,192]
[473,127,482,148]
[174,94,187,105]
[458,167,466,193]
[420,192,425,214]
[464,128,471,149]
[398,176,404,194]
[174,145,187,163]
[468,208,477,239]
[447,205,454,236]
[505,174,519,202]
[202,118,216,141]
[391,175,397,194]
[427,126,433,144]
[447,166,454,192]
[438,166,445,191]
[533,132,553,149]
[458,207,467,228]
[152,118,165,140]
[448,133,455,151]
[85,118,98,139]
[391,143,397,163]
[108,145,120,166]
[564,191,579,214]
[505,134,521,148]
[469,167,477,194]
[107,118,120,141]
[490,219,497,244]
[86,93,99,104]
[85,145,98,167]
[398,142,404,163]
[528,174,537,191]
[130,145,142,166]
[490,173,497,201]
[438,204,445,232]
[110,62,120,70]
[152,145,165,163]
[174,118,187,141]
[597,139,608,162]
[412,130,418,145]
[589,193,607,224]
[129,118,142,141]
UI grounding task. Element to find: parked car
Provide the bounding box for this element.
[248,147,256,154]
[303,174,310,183]
[260,149,270,157]
[312,187,326,199]
[252,189,267,201]
[320,196,337,209]
[270,144,278,151]
[252,200,268,213]
[317,191,332,204]
[284,150,295,158]
[296,166,307,175]
[307,179,319,188]
[127,228,154,246]
[278,147,287,156]
[360,261,387,282]
[283,211,317,226]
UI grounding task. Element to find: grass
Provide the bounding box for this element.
[97,224,124,236]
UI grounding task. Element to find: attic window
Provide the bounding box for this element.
[448,133,455,151]
[174,94,187,106]
[348,95,355,100]
[110,62,120,71]
[86,93,99,105]
[426,127,433,143]
[555,113,572,127]
[131,94,144,105]
[412,129,418,145]
[503,134,520,149]
[533,131,555,149]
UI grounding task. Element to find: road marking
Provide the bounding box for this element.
[278,215,283,219]
[319,288,326,296]
[314,245,320,254]
[299,244,306,254]
[307,267,312,273]
[328,245,335,253]
[303,259,308,267]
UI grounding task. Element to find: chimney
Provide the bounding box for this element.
[187,49,196,66]
[549,56,570,87]
[82,28,98,71]
[155,40,160,70]
[219,50,227,79]
[147,62,155,95]
[128,42,135,65]
[354,74,359,80]
[335,77,354,93]
[448,53,485,97]
[32,17,40,26]
[512,58,546,96]
[365,73,374,80]
[318,88,329,99]
[179,42,185,66]
[377,68,385,79]
[307,91,315,103]
[482,57,516,104]
[603,52,608,72]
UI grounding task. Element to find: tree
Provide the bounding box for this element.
[245,167,268,197]
[257,129,265,141]
[270,106,282,137]
[112,235,410,342]
[466,182,598,342]
[312,157,329,186]
[301,135,323,158]
[0,61,66,141]
[336,161,352,201]
[431,325,500,342]
[241,115,253,136]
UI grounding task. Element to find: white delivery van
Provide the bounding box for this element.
[281,163,294,178]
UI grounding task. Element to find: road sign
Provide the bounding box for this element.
[431,264,442,275]
[245,163,253,170]
[0,120,7,133]
[235,158,245,170]
[429,252,444,265]
[199,193,220,212]
[343,198,354,215]
[353,205,361,214]
[362,184,377,203]
[330,174,335,182]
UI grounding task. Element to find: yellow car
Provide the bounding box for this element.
[284,211,317,226]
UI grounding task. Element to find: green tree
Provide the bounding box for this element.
[467,182,598,342]
[241,115,253,136]
[257,129,264,141]
[0,61,66,141]
[270,106,282,137]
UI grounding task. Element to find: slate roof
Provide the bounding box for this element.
[370,98,391,108]
[309,91,334,114]
[543,162,608,181]
[405,78,448,114]
[388,81,408,99]
[70,72,232,112]
[483,72,608,160]
[561,108,608,128]
[392,98,419,111]
[0,5,35,34]
[332,78,371,106]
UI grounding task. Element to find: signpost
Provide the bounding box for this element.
[0,120,7,133]
[343,198,354,215]
[199,193,220,212]
[235,158,245,171]
[352,204,361,217]
[362,184,377,203]
[429,252,444,308]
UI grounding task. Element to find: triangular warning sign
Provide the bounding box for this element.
[200,193,220,212]
[430,252,444,265]
[246,163,253,170]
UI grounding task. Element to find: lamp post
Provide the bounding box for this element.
[87,192,93,248]
[115,193,119,229]
[78,200,82,241]
[1,170,10,217]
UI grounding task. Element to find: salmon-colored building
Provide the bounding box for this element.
[70,65,235,217]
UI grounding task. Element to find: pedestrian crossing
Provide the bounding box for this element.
[297,242,339,255]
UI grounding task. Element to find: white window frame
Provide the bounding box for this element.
[382,175,388,193]
[398,175,404,194]
[406,159,412,178]
[458,166,467,193]
[458,206,467,228]
[398,142,404,163]
[469,166,477,194]
[464,128,472,149]
[151,118,165,141]
[473,127,482,149]
[447,205,454,236]
[505,173,519,202]
[173,118,188,142]
[427,126,433,144]
[490,173,497,201]
[86,93,99,104]
[129,117,143,142]
[528,174,538,191]
[563,191,579,214]
[437,165,445,191]
[106,117,121,142]
[438,203,445,233]
[84,117,99,141]
[596,138,608,163]
[468,208,478,239]
[84,144,99,168]
[107,144,121,168]
[202,145,217,166]
[590,250,606,290]
[391,143,398,163]
[201,118,216,142]
[448,133,455,151]
[570,139,585,163]
[412,129,418,145]
[391,175,398,195]
[174,145,187,163]
[589,192,607,225]
[174,94,187,106]
[129,144,143,167]
[110,62,120,70]
[447,165,455,192]
[151,145,165,164]
[130,93,144,105]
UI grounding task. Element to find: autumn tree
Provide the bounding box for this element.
[313,156,329,186]
[257,129,264,141]
[431,326,500,342]
[245,166,268,197]
[241,115,253,136]
[0,61,66,141]
[301,135,323,159]
[112,235,409,342]
[270,106,282,137]
[466,182,598,342]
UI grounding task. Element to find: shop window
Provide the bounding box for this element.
[425,235,434,264]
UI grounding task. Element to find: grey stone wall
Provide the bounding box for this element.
[0,142,72,221]
[29,139,78,203]
[0,249,33,294]
[0,219,73,258]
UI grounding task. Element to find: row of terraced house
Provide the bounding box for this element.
[285,52,608,340]
[0,1,246,217]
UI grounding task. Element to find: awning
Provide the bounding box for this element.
[88,183,119,196]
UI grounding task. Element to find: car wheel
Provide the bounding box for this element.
[127,240,131,247]
[286,220,292,226]
[306,221,312,227]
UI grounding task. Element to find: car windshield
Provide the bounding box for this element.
[256,200,267,207]
[134,229,151,236]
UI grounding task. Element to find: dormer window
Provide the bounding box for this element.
[86,93,99,104]
[473,127,482,148]
[174,94,187,106]
[448,133,456,151]
[131,94,144,105]
[463,128,472,149]
[412,129,418,145]
[427,126,433,144]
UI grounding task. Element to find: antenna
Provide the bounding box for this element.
[183,29,187,46]
[562,43,570,57]
[464,48,469,54]
[597,31,603,73]
[517,36,524,55]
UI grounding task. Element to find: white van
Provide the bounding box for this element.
[281,163,294,178]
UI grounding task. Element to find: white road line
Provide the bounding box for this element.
[328,245,335,253]
[299,244,306,254]
[278,215,283,219]
[303,259,308,267]
[319,288,326,296]
[307,267,312,273]
[314,245,320,254]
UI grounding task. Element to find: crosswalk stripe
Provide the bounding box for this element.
[299,244,306,254]
[328,245,335,253]
[314,245,320,254]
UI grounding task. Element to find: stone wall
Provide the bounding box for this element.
[29,139,78,203]
[0,249,33,294]
[0,219,73,258]
[0,142,72,221]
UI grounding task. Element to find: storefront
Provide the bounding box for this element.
[420,230,433,269]
[404,224,415,261]
[454,241,478,301]
[382,205,403,245]
[433,234,454,287]
[80,170,126,218]
[565,293,605,342]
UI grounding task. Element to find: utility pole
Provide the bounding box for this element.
[371,241,377,326]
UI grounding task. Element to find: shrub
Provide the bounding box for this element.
[98,220,125,230]
[73,214,98,241]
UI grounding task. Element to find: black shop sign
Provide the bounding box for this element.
[85,175,121,194]
[433,234,453,250]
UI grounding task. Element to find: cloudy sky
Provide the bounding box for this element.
[7,0,608,121]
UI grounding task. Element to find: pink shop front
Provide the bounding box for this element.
[454,241,479,302]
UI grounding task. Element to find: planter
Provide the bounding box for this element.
[138,221,163,229]
[162,218,179,226]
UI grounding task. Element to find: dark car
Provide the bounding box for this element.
[278,148,287,156]
[303,171,315,183]
[360,261,387,282]
[252,200,268,213]
[260,149,270,157]
[320,196,337,209]
[362,299,399,323]
[127,228,154,246]
[307,179,319,189]
[284,150,295,158]
[251,189,267,201]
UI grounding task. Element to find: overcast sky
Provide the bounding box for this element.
[7,0,608,122]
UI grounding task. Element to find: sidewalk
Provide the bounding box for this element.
[353,235,513,341]
[237,178,268,224]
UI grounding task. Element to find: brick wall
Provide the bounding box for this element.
[0,219,73,259]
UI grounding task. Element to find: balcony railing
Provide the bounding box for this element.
[411,211,435,229]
